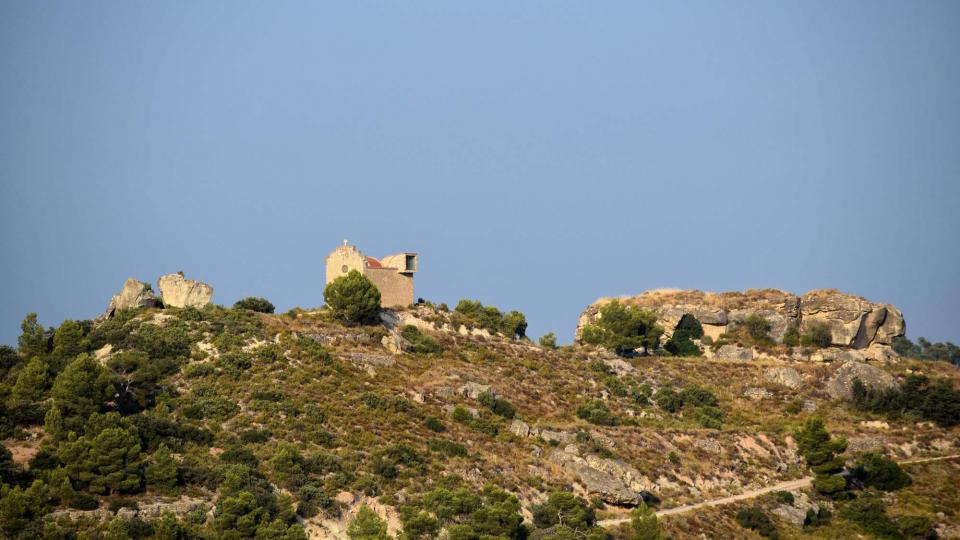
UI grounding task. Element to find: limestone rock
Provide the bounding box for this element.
[744,387,773,401]
[458,382,491,400]
[826,360,896,401]
[509,419,530,438]
[695,438,722,454]
[713,344,754,361]
[157,273,213,308]
[102,278,159,318]
[773,504,808,527]
[577,288,904,350]
[549,449,648,506]
[764,367,802,389]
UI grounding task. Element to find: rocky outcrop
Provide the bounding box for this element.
[826,360,896,401]
[764,367,803,389]
[577,288,905,350]
[102,278,159,318]
[549,447,650,505]
[157,273,213,308]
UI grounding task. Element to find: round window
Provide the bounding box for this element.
[341,265,349,273]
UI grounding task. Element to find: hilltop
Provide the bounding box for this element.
[0,278,959,539]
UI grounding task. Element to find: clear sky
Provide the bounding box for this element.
[1,2,958,346]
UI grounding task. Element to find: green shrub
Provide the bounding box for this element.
[324,270,382,325]
[628,502,662,540]
[184,363,214,378]
[348,504,391,540]
[654,388,683,413]
[400,325,442,355]
[850,374,960,427]
[233,297,275,313]
[579,300,663,356]
[427,439,468,458]
[575,400,618,426]
[539,333,557,349]
[665,315,703,357]
[478,391,516,419]
[454,300,527,339]
[742,314,772,343]
[838,494,902,538]
[734,506,778,539]
[853,453,912,491]
[801,321,833,348]
[782,322,800,346]
[424,416,445,432]
[531,491,596,531]
[679,385,718,407]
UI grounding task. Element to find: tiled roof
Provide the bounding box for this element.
[365,257,383,269]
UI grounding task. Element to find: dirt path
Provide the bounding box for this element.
[598,453,960,528]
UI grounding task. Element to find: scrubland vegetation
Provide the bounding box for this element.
[0,275,958,539]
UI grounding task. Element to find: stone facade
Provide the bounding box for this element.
[325,242,417,307]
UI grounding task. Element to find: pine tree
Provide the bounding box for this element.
[348,505,391,540]
[146,443,179,494]
[628,503,662,540]
[50,354,114,433]
[11,356,49,402]
[17,313,47,359]
[324,271,382,325]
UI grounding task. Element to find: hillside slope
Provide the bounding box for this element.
[1,301,958,539]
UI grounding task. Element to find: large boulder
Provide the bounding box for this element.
[102,278,160,318]
[549,448,649,505]
[157,273,213,308]
[800,290,905,348]
[576,288,904,350]
[826,360,896,401]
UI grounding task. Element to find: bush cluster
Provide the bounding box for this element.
[580,300,664,356]
[850,375,960,427]
[400,325,442,355]
[664,314,703,357]
[653,385,723,428]
[453,300,527,339]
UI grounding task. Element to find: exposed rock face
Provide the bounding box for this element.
[764,367,803,389]
[826,360,896,401]
[549,448,650,505]
[102,278,159,318]
[577,288,904,350]
[157,273,213,308]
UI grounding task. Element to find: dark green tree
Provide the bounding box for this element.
[11,356,49,402]
[628,502,662,540]
[348,505,391,540]
[50,354,114,434]
[794,416,847,497]
[853,453,912,491]
[579,300,664,356]
[324,270,382,325]
[233,297,276,314]
[51,320,88,367]
[501,311,528,340]
[57,412,143,495]
[146,443,179,494]
[17,313,47,359]
[531,491,596,531]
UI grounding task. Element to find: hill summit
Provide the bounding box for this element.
[0,276,958,539]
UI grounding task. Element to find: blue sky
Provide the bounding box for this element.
[1,1,958,345]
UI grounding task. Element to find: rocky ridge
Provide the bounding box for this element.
[577,288,905,350]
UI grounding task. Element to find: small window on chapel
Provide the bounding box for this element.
[341,265,348,273]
